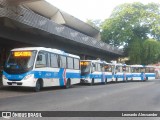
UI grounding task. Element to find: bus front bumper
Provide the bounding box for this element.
[2,75,37,87]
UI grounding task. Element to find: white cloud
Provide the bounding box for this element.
[46,0,160,22]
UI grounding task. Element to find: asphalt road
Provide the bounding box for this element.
[0,80,160,120]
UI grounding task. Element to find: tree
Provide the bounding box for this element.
[101,2,160,47]
[101,2,160,64]
[142,39,160,64]
[128,38,143,64]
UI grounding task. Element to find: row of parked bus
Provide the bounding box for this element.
[2,47,156,91]
[80,60,155,84]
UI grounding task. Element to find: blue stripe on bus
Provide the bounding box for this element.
[3,70,80,83]
[132,74,141,77]
[132,73,145,80]
[90,74,102,79]
[105,75,113,79]
[3,71,33,81]
[145,73,155,77]
[126,74,132,78]
[82,73,112,82]
[114,74,124,78]
[59,68,65,86]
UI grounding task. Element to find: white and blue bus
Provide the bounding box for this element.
[113,63,124,82]
[112,63,132,82]
[131,65,146,81]
[103,61,114,83]
[80,60,107,85]
[122,64,132,81]
[145,65,155,80]
[3,47,81,91]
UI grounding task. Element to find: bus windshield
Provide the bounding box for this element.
[4,51,37,74]
[80,61,91,76]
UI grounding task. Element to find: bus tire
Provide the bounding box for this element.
[65,79,71,89]
[34,80,41,92]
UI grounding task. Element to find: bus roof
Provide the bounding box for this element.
[11,47,80,59]
[145,65,155,68]
[81,60,105,64]
[130,65,144,67]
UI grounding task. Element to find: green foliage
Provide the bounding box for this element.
[101,2,160,47]
[101,2,160,64]
[142,39,160,64]
[128,38,142,64]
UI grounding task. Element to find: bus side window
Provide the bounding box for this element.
[50,53,58,68]
[91,63,95,72]
[107,65,111,72]
[36,51,48,68]
[37,55,42,61]
[98,64,101,72]
[67,57,73,69]
[96,63,101,72]
[101,64,104,72]
[60,56,66,68]
[74,58,80,70]
[122,66,126,72]
[115,66,120,72]
[104,65,110,72]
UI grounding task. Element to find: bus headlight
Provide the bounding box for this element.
[23,74,33,80]
[2,75,7,80]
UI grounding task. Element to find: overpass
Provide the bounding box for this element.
[0,0,123,66]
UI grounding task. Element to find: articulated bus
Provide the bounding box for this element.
[130,65,146,81]
[145,65,155,80]
[2,47,81,91]
[80,60,108,85]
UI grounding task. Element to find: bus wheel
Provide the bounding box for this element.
[35,80,41,92]
[65,79,71,89]
[90,79,94,86]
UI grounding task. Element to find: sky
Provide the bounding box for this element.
[46,0,160,22]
